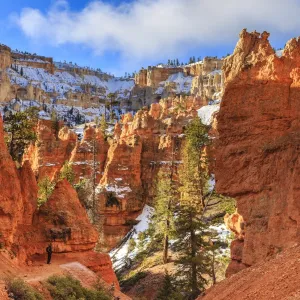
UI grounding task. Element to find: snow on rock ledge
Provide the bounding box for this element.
[197,104,220,125]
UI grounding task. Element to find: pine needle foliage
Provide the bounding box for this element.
[173,117,212,299]
[155,271,183,300]
[150,167,177,263]
[38,176,55,207]
[4,107,38,163]
[59,161,75,185]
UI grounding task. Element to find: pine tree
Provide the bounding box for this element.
[173,117,212,299]
[60,161,75,185]
[176,58,179,66]
[20,67,24,76]
[38,177,55,207]
[4,107,38,163]
[107,93,115,122]
[100,114,108,137]
[51,110,60,139]
[156,271,183,300]
[151,167,176,263]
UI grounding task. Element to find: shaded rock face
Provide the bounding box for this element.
[0,116,37,247]
[70,126,108,183]
[31,179,98,254]
[216,30,300,275]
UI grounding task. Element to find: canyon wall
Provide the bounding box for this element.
[216,29,300,275]
[24,96,202,251]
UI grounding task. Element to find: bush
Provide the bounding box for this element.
[45,275,112,300]
[6,278,43,300]
[120,271,147,292]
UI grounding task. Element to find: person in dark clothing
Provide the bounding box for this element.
[46,243,52,264]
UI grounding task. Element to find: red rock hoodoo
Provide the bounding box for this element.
[216,29,300,275]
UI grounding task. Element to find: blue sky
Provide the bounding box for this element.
[0,0,299,76]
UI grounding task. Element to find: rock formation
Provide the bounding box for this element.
[216,29,300,275]
[70,126,109,183]
[24,119,77,180]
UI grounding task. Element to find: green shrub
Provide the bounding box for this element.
[45,275,112,300]
[120,271,147,292]
[6,278,43,300]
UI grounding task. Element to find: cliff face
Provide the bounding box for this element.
[0,116,36,247]
[216,29,300,275]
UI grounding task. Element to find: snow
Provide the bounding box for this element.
[208,69,222,76]
[110,205,154,270]
[197,104,220,125]
[276,49,283,58]
[96,183,132,198]
[155,72,193,95]
[210,224,232,255]
[7,66,135,99]
[208,174,215,192]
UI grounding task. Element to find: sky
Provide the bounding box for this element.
[0,0,300,76]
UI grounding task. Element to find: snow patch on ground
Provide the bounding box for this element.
[110,205,154,270]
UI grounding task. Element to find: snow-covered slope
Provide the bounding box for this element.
[110,205,154,270]
[7,66,135,100]
[155,72,193,95]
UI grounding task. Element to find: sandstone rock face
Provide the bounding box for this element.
[0,45,11,69]
[216,30,300,275]
[0,115,35,247]
[24,119,77,180]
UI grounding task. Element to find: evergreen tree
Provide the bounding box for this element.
[107,93,115,122]
[38,176,55,207]
[20,67,24,77]
[176,58,179,66]
[151,167,177,263]
[100,114,108,138]
[51,110,60,139]
[173,118,212,299]
[4,107,38,163]
[156,271,183,300]
[60,161,75,185]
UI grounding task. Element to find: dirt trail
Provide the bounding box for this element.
[0,251,131,300]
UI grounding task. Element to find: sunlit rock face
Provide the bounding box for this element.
[216,29,300,275]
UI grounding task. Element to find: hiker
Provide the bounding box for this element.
[46,243,53,264]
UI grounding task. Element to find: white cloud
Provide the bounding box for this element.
[16,0,300,61]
